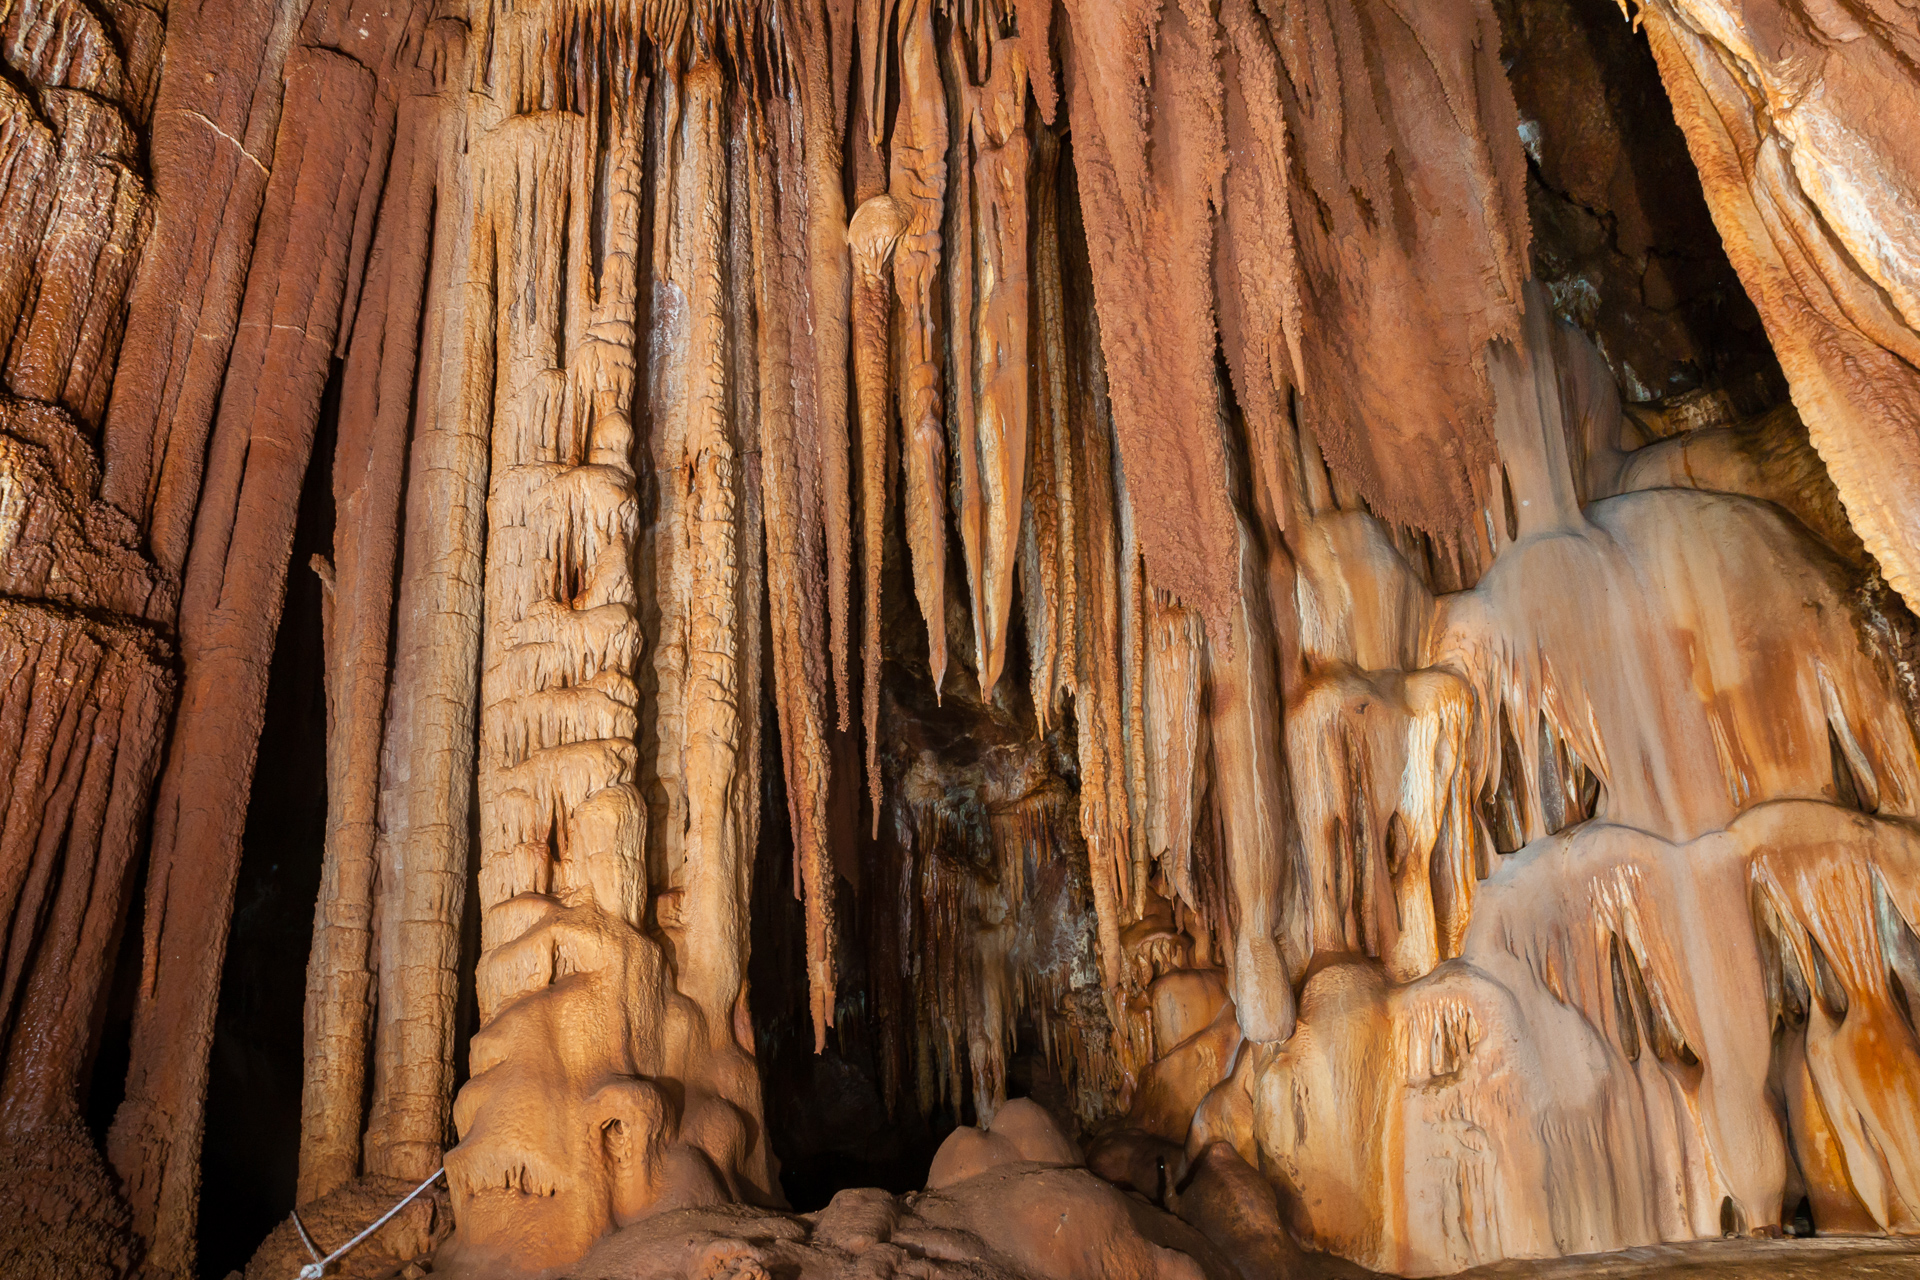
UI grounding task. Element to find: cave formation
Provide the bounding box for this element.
[1,0,1920,1277]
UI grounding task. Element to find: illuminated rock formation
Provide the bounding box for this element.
[0,0,1917,1278]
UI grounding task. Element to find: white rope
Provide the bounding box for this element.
[291,1168,444,1279]
[290,1208,323,1266]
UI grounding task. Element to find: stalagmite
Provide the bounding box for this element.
[473,92,643,994]
[438,17,780,1272]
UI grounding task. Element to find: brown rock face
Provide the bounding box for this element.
[1629,0,1920,618]
[4,0,1920,1278]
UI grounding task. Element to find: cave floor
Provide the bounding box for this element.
[1435,1236,1920,1278]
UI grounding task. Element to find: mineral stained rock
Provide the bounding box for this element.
[0,1,1918,1279]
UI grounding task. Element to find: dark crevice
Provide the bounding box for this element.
[197,356,341,1278]
[1494,0,1786,411]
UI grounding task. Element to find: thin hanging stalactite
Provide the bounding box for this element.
[1021,124,1074,733]
[748,85,840,1050]
[792,0,857,731]
[851,193,907,832]
[889,0,952,696]
[962,34,1031,699]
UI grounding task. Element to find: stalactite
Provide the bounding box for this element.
[954,33,1030,697]
[663,55,748,1030]
[0,613,171,1097]
[0,2,280,1273]
[876,736,1116,1133]
[1212,0,1302,533]
[724,88,769,1072]
[1285,666,1478,980]
[1193,302,1920,1274]
[1205,512,1296,1044]
[1753,816,1920,1232]
[1057,0,1239,646]
[1116,480,1152,914]
[850,194,907,829]
[888,0,951,694]
[1266,0,1530,536]
[792,0,856,728]
[944,25,983,689]
[1143,600,1204,925]
[298,44,450,1204]
[112,45,385,1274]
[0,606,168,1277]
[1431,296,1920,848]
[1019,128,1073,733]
[97,0,299,580]
[746,93,838,1051]
[1066,278,1131,997]
[1013,0,1055,124]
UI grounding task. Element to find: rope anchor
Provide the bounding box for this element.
[291,1167,445,1279]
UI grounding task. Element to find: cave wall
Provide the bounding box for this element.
[0,1,1916,1278]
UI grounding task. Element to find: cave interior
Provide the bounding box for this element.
[1,0,1919,1278]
